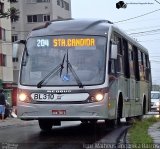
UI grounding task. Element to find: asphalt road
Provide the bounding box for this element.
[0,121,129,149]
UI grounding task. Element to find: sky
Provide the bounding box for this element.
[71,0,160,85]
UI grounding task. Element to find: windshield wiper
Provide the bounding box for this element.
[66,49,83,88]
[37,54,66,88]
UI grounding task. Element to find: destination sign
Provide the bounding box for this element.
[53,38,96,47]
[35,37,97,48]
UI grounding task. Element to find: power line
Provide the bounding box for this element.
[150,56,160,58]
[125,25,160,32]
[117,17,160,25]
[129,28,160,35]
[131,32,160,37]
[154,0,160,4]
[114,8,160,23]
[138,38,160,42]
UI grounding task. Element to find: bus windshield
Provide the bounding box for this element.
[20,35,107,86]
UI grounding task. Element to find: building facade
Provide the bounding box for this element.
[11,0,71,105]
[0,1,13,105]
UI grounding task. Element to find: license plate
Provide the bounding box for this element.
[52,110,66,115]
[31,93,54,101]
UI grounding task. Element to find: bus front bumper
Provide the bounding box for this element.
[17,102,108,120]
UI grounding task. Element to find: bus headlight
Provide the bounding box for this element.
[95,93,104,102]
[19,93,27,102]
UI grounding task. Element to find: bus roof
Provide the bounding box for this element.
[28,19,148,53]
[29,19,112,37]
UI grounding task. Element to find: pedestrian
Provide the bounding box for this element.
[0,88,6,121]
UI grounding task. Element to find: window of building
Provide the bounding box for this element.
[12,57,19,62]
[12,35,18,42]
[25,0,37,3]
[57,0,69,10]
[37,0,50,2]
[61,0,64,8]
[0,54,6,66]
[26,0,50,3]
[27,14,50,23]
[44,15,50,22]
[0,27,6,41]
[63,1,70,10]
[57,0,60,6]
[57,16,63,19]
[11,18,19,23]
[0,2,4,13]
[10,0,18,2]
[27,16,32,22]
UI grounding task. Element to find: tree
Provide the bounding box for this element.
[0,1,19,21]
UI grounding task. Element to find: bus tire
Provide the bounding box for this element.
[116,94,123,125]
[38,119,53,131]
[105,119,115,128]
[135,97,146,120]
[143,97,146,115]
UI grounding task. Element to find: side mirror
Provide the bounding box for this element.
[111,44,118,59]
[12,40,26,58]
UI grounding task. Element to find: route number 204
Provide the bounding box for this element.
[37,39,49,47]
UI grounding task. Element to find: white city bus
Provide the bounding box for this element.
[14,19,151,131]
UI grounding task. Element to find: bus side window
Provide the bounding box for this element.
[145,54,150,81]
[138,50,145,81]
[122,39,130,78]
[117,36,123,74]
[109,41,116,74]
[109,34,117,75]
[110,33,123,74]
[128,43,135,78]
[134,46,140,81]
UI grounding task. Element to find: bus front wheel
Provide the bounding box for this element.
[38,119,53,131]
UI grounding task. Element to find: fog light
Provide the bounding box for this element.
[95,94,104,101]
[19,93,27,102]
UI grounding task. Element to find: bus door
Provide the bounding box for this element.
[122,39,131,117]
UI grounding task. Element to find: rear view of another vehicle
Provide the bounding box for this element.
[151,91,160,113]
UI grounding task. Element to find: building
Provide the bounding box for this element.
[11,0,71,105]
[0,1,13,105]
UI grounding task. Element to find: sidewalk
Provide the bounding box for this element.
[0,117,38,128]
[148,121,160,144]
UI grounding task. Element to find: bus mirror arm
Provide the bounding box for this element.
[14,40,26,44]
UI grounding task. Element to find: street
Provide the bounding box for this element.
[0,120,129,149]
